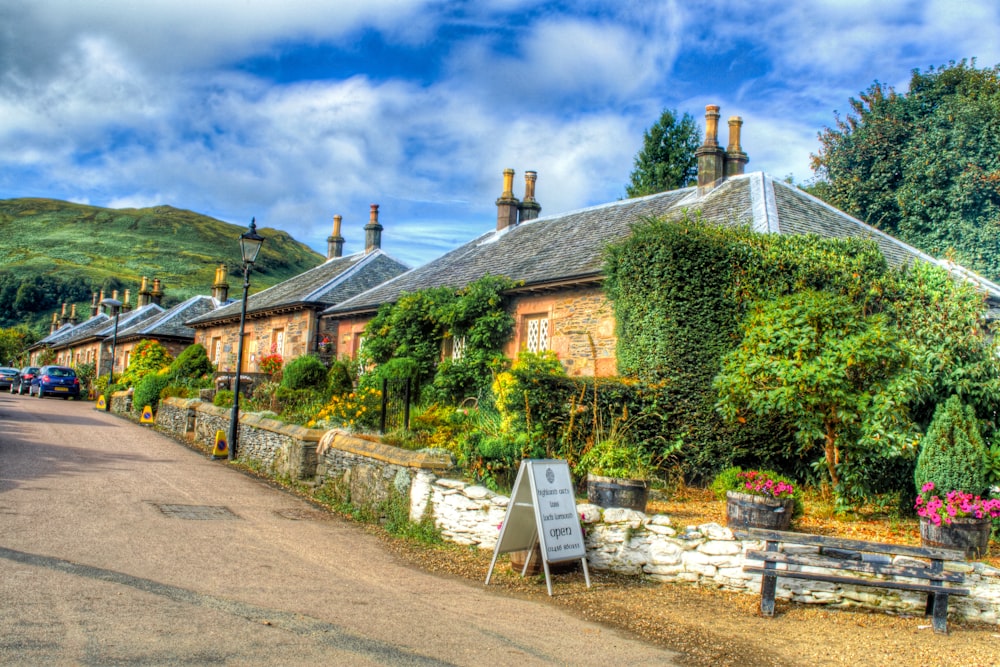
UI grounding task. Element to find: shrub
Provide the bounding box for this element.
[119,340,174,387]
[169,343,213,381]
[133,372,171,414]
[326,359,354,397]
[280,354,327,391]
[914,395,988,496]
[309,386,382,431]
[214,389,233,408]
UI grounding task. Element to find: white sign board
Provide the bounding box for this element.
[485,459,590,595]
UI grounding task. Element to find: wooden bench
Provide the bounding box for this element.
[735,528,969,634]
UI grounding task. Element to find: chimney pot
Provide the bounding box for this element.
[364,205,383,254]
[724,116,749,177]
[517,171,541,223]
[328,214,345,259]
[695,104,726,190]
[496,168,520,231]
[212,263,230,302]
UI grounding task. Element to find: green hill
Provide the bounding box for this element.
[0,198,325,331]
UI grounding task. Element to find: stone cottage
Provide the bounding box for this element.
[322,105,1000,376]
[184,207,409,372]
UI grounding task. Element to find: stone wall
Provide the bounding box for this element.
[150,397,1000,626]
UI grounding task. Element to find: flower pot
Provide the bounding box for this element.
[725,491,794,531]
[920,517,991,559]
[586,474,648,512]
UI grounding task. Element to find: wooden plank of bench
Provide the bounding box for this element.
[746,550,967,583]
[735,528,967,562]
[743,566,969,597]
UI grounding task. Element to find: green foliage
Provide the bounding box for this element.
[812,59,1000,280]
[133,372,171,414]
[363,275,520,401]
[168,343,214,381]
[0,325,34,365]
[310,386,383,431]
[914,395,988,495]
[118,340,173,387]
[270,386,327,425]
[715,290,922,499]
[0,198,324,329]
[626,108,700,197]
[213,389,233,408]
[326,359,354,396]
[280,354,327,391]
[72,361,95,393]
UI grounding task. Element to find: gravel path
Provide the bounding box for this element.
[380,532,1000,667]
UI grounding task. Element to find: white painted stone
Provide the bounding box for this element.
[435,478,467,490]
[442,493,483,511]
[463,485,492,500]
[645,524,676,536]
[698,523,732,540]
[698,540,742,556]
[602,508,645,526]
[576,503,603,523]
[648,514,672,526]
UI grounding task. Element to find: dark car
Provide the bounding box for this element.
[30,365,81,399]
[10,366,40,394]
[0,367,17,391]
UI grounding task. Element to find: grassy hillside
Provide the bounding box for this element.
[0,198,325,331]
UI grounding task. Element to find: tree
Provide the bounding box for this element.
[714,290,923,495]
[812,59,1000,279]
[626,108,700,197]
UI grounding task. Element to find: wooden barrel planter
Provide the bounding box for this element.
[726,491,794,530]
[920,517,992,559]
[586,474,649,513]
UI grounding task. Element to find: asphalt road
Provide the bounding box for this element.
[0,392,679,666]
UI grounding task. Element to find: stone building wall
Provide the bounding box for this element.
[193,308,319,373]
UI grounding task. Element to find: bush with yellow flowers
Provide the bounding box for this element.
[308,386,382,431]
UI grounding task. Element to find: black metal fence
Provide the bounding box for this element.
[379,377,412,433]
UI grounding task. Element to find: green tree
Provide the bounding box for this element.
[714,290,923,494]
[118,340,174,387]
[0,325,33,365]
[626,108,700,197]
[812,59,1000,279]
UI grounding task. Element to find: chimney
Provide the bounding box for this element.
[59,302,69,326]
[137,276,150,307]
[212,263,230,302]
[151,279,163,306]
[695,104,725,191]
[69,304,78,326]
[50,312,59,333]
[328,214,345,259]
[98,289,106,313]
[364,205,382,254]
[122,289,132,312]
[496,168,519,231]
[724,116,749,177]
[517,171,541,223]
[90,292,99,318]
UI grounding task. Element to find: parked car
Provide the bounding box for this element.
[30,365,81,399]
[10,366,40,394]
[0,367,17,391]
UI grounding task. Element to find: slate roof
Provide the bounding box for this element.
[324,171,1000,316]
[185,249,408,326]
[46,304,166,350]
[115,295,228,341]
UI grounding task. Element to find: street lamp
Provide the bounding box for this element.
[227,218,265,460]
[100,297,122,411]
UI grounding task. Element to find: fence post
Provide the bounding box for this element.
[403,377,411,431]
[380,377,389,434]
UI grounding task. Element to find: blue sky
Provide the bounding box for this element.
[2,0,999,269]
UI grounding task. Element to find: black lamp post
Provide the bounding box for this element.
[100,297,122,411]
[227,218,265,461]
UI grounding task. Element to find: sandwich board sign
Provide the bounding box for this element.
[485,459,590,596]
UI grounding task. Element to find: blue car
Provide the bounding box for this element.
[30,365,81,399]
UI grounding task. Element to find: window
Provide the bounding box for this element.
[271,328,285,356]
[443,335,466,361]
[524,315,549,353]
[212,337,222,363]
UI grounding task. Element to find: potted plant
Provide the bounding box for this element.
[915,482,999,558]
[579,437,658,513]
[913,396,995,558]
[712,467,801,530]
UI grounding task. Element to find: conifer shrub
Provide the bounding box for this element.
[326,359,354,397]
[914,395,988,495]
[168,343,214,381]
[280,354,327,391]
